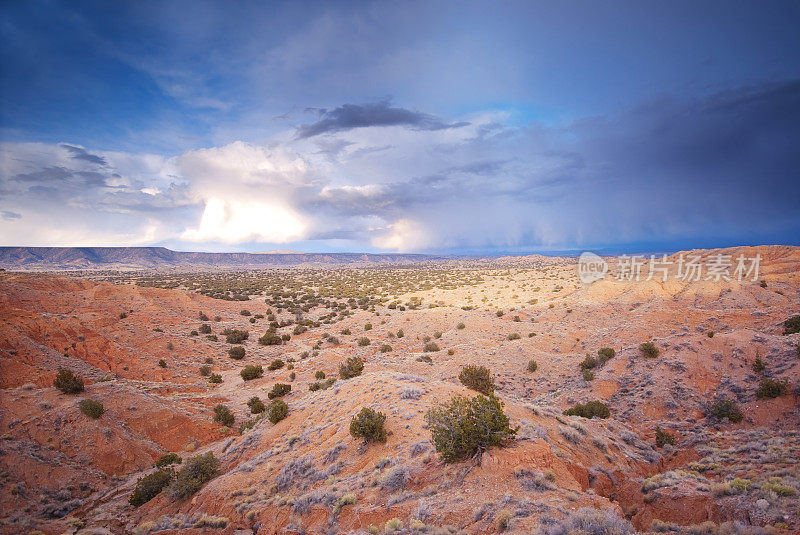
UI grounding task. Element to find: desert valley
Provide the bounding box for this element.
[4,2,800,534]
[0,245,798,535]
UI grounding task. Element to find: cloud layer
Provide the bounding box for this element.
[1,79,799,251]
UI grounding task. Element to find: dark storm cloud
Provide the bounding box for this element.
[295,101,469,139]
[574,78,800,206]
[447,160,507,175]
[295,78,800,248]
[74,171,111,187]
[9,166,114,189]
[60,144,108,166]
[13,166,72,182]
[349,145,394,158]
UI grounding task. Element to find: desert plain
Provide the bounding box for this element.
[0,245,799,535]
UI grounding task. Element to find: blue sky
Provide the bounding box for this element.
[1,0,799,252]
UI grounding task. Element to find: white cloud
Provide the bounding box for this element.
[371,218,431,251]
[174,141,317,243]
[181,197,306,243]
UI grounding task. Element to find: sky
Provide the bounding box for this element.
[1,0,799,253]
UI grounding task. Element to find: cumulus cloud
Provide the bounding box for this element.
[176,141,317,243]
[181,198,306,244]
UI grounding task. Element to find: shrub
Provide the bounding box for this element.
[364,323,372,330]
[199,312,209,321]
[239,419,257,433]
[78,399,104,418]
[457,322,465,330]
[416,355,432,363]
[495,509,512,531]
[357,337,370,346]
[129,469,173,507]
[268,383,291,399]
[527,360,538,372]
[730,478,750,492]
[267,358,285,371]
[334,493,356,515]
[341,328,351,335]
[54,368,84,394]
[292,324,306,335]
[756,378,789,399]
[396,329,404,338]
[258,331,282,345]
[169,452,219,499]
[563,400,610,419]
[267,399,288,423]
[213,404,235,427]
[752,356,766,373]
[580,354,598,371]
[199,365,211,377]
[582,369,595,381]
[380,344,392,353]
[782,315,800,335]
[639,342,659,358]
[240,309,251,316]
[204,357,214,364]
[425,394,515,463]
[339,356,364,379]
[208,373,222,384]
[385,518,403,532]
[708,399,743,423]
[309,378,336,391]
[155,453,182,468]
[199,324,212,334]
[761,480,797,496]
[515,468,556,491]
[349,407,387,443]
[228,346,245,360]
[597,347,616,364]
[315,370,326,380]
[458,365,495,395]
[539,507,635,535]
[655,427,675,448]
[158,359,167,368]
[240,365,263,381]
[247,396,265,414]
[423,342,440,352]
[507,333,521,341]
[223,329,249,344]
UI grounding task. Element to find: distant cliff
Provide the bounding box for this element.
[0,247,452,270]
